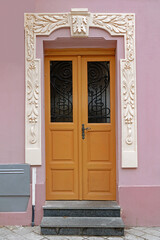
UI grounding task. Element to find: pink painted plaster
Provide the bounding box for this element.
[119,186,160,226]
[0,0,160,226]
[0,0,35,164]
[35,184,46,225]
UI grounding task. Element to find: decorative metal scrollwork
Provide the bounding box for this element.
[88,61,110,123]
[50,61,73,122]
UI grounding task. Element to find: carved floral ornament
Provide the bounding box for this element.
[24,8,137,168]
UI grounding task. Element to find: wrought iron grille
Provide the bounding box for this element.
[50,61,73,122]
[88,61,110,123]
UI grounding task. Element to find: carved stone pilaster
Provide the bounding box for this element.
[91,13,137,167]
[24,13,69,165]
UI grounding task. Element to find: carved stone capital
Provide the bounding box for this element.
[69,8,90,37]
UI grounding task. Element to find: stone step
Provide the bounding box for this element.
[43,201,120,217]
[41,216,124,236]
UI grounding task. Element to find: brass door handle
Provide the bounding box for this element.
[82,124,91,140]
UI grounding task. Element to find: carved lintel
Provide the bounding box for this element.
[33,14,69,35]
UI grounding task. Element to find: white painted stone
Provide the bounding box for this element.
[24,231,44,240]
[12,226,32,235]
[24,9,137,168]
[141,234,160,240]
[0,226,160,240]
[125,228,145,237]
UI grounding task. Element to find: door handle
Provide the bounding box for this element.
[82,124,91,140]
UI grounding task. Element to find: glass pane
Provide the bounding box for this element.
[50,61,73,122]
[88,61,110,123]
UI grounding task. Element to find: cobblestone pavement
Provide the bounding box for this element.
[1,226,160,240]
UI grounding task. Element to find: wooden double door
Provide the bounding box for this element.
[45,49,116,200]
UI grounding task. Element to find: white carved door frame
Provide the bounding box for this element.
[24,8,137,168]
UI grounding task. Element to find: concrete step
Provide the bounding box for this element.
[41,216,124,236]
[43,201,120,217]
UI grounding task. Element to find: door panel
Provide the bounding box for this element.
[45,51,116,200]
[81,56,116,200]
[88,131,110,161]
[45,57,79,200]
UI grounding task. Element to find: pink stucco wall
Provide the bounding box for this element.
[0,0,160,226]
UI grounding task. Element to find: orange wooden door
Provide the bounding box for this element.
[45,50,116,200]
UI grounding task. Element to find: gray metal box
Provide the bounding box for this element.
[0,164,30,212]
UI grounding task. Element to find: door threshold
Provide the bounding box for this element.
[43,201,120,209]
